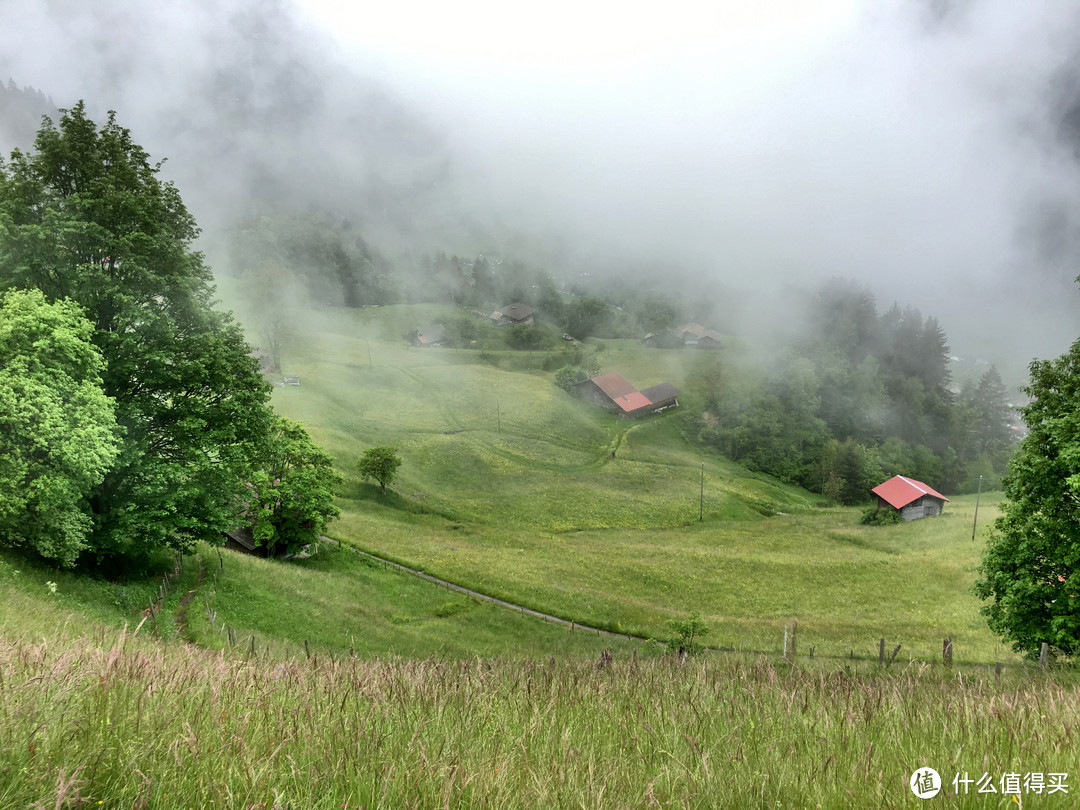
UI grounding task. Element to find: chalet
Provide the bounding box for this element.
[871,475,949,520]
[412,324,446,347]
[673,322,723,349]
[575,372,680,418]
[491,303,536,326]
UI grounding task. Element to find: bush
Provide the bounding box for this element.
[859,507,903,526]
[667,611,710,656]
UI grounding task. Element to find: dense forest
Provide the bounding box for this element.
[695,282,1016,501]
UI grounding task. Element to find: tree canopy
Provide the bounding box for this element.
[248,417,342,556]
[0,289,120,565]
[0,103,298,564]
[975,329,1080,656]
[358,446,402,495]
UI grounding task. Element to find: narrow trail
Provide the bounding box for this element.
[174,562,206,643]
[345,543,644,644]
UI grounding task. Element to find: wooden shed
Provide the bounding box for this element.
[871,475,949,520]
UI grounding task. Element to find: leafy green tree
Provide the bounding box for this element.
[508,323,543,350]
[667,611,710,656]
[247,417,341,556]
[554,365,586,392]
[358,446,402,494]
[566,295,610,339]
[0,103,273,561]
[0,289,120,565]
[975,332,1080,656]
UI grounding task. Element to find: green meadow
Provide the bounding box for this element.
[239,301,1013,665]
[1,299,1070,810]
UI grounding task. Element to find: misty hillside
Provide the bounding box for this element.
[0,0,484,268]
[2,0,1080,370]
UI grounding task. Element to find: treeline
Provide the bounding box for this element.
[226,212,696,345]
[697,281,1016,501]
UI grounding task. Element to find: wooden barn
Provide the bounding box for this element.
[491,303,535,326]
[871,475,949,520]
[574,372,680,418]
[411,324,446,347]
[673,322,724,349]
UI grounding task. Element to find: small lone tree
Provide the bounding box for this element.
[358,446,402,494]
[667,611,710,656]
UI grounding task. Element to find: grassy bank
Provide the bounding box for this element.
[1,622,1075,809]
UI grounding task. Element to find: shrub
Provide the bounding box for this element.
[859,507,902,526]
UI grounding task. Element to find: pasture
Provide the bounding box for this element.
[251,302,1014,665]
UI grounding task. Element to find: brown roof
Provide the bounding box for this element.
[640,382,680,403]
[497,303,536,320]
[674,322,723,342]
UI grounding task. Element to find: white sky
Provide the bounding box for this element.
[297,1,863,68]
[293,0,1079,366]
[296,0,864,103]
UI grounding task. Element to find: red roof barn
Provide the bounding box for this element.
[871,475,949,520]
[574,373,680,418]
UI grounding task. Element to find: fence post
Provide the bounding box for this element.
[889,644,901,665]
[1040,643,1049,670]
[943,637,953,668]
[879,638,885,667]
[995,661,1003,687]
[791,620,797,662]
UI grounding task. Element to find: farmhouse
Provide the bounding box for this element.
[871,475,949,520]
[673,322,724,349]
[491,302,535,326]
[575,372,680,418]
[411,324,446,347]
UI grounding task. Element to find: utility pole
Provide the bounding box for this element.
[700,462,705,522]
[971,475,983,542]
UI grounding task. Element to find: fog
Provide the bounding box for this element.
[2,0,1079,380]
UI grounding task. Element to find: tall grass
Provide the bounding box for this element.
[2,625,1076,808]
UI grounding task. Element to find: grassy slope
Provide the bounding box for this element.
[4,625,1078,810]
[232,298,1013,664]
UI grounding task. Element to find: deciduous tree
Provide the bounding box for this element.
[247,417,342,555]
[0,103,273,562]
[358,446,402,495]
[0,289,119,565]
[975,329,1080,656]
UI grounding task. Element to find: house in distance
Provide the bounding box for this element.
[411,324,446,347]
[575,372,680,418]
[871,475,949,520]
[642,322,724,349]
[491,302,536,326]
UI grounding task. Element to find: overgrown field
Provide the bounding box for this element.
[1,621,1076,809]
